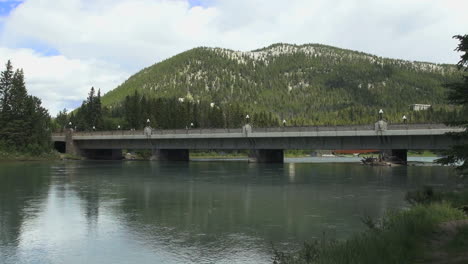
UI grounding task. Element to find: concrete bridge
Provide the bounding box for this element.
[52,122,464,162]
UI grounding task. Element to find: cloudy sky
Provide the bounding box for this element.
[0,0,466,115]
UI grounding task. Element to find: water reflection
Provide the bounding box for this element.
[0,160,458,264]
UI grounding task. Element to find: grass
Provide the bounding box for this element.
[60,153,84,160]
[406,187,468,208]
[191,150,315,158]
[190,151,247,159]
[407,150,439,157]
[445,225,468,255]
[0,150,60,161]
[273,202,467,264]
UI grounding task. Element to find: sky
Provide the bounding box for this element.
[0,0,467,115]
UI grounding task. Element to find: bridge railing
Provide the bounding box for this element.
[252,123,451,133]
[52,123,454,137]
[387,123,449,130]
[252,124,376,133]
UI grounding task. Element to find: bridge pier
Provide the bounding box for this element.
[65,129,81,156]
[152,149,189,161]
[249,149,284,163]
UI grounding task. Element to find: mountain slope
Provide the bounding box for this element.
[102,43,459,119]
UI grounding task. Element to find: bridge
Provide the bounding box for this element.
[52,122,465,162]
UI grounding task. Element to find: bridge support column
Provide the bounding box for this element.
[65,129,81,156]
[249,149,284,163]
[152,149,189,161]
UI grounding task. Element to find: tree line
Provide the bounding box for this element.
[53,88,466,132]
[0,61,51,154]
[54,90,280,131]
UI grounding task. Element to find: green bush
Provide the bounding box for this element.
[273,203,466,264]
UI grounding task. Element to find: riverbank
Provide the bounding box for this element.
[0,150,60,161]
[273,189,468,264]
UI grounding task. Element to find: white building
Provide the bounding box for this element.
[411,104,431,111]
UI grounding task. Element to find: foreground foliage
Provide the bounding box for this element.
[273,202,466,264]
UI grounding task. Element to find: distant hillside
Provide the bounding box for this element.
[102,43,460,122]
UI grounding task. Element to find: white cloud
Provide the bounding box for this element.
[0,47,128,115]
[0,0,467,115]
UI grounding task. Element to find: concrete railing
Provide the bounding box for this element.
[52,123,454,138]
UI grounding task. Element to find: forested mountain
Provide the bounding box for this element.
[99,43,462,126]
[59,43,464,131]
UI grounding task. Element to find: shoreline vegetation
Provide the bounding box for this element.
[273,188,468,264]
[0,150,60,161]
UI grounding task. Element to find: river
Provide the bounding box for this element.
[0,158,458,264]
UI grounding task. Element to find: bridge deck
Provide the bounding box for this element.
[52,124,463,142]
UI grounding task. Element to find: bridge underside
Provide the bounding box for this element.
[152,149,189,162]
[81,149,123,160]
[250,149,284,163]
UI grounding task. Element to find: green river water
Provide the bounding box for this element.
[0,158,458,263]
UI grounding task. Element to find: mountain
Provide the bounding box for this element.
[101,43,460,124]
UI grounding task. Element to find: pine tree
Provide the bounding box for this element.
[436,35,468,175]
[0,61,51,153]
[55,109,69,132]
[0,60,14,116]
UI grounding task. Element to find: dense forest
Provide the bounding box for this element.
[0,61,51,154]
[58,43,466,130]
[55,87,465,132]
[55,89,280,131]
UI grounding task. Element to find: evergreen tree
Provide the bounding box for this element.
[436,35,468,175]
[55,109,69,132]
[0,61,51,154]
[71,87,105,131]
[0,60,14,116]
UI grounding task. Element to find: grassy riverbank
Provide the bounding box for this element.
[190,151,247,159]
[407,150,440,157]
[274,189,468,264]
[0,150,60,161]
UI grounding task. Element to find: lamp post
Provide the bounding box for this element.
[283,119,286,127]
[190,122,194,129]
[245,114,250,124]
[403,115,407,124]
[378,109,383,120]
[117,125,121,130]
[92,126,96,131]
